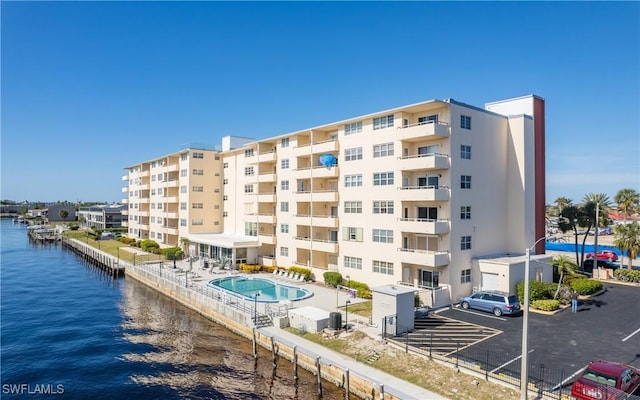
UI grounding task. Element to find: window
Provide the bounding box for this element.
[345,175,362,187]
[223,162,229,168]
[214,188,220,193]
[245,149,255,157]
[193,186,204,192]
[373,201,394,214]
[244,166,254,176]
[373,229,394,243]
[344,121,362,135]
[181,169,188,177]
[151,189,156,196]
[345,147,363,161]
[373,143,394,158]
[192,219,203,226]
[418,115,438,124]
[244,184,254,193]
[181,153,188,161]
[180,185,187,193]
[344,201,362,214]
[281,180,289,190]
[461,236,472,250]
[193,152,204,159]
[214,205,219,209]
[460,206,471,220]
[280,247,289,256]
[245,222,257,236]
[192,203,203,209]
[373,172,394,186]
[223,179,228,185]
[461,145,471,159]
[461,269,471,283]
[214,221,220,226]
[280,224,289,233]
[461,175,472,189]
[460,115,471,130]
[150,216,155,223]
[344,256,362,270]
[193,169,204,175]
[281,138,289,148]
[157,173,163,181]
[373,114,394,130]
[180,219,187,227]
[281,202,289,212]
[343,227,363,242]
[373,260,394,275]
[281,159,289,169]
[223,211,228,217]
[180,202,187,210]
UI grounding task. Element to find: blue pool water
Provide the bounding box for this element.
[207,276,312,303]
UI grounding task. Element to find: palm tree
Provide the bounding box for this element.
[614,188,640,221]
[559,205,587,265]
[614,222,640,269]
[180,237,191,256]
[554,197,573,215]
[550,255,578,299]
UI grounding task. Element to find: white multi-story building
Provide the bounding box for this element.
[122,95,549,307]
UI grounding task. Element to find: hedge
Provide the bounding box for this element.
[570,279,603,295]
[323,271,342,287]
[288,266,311,281]
[346,280,372,299]
[516,280,556,304]
[239,263,261,273]
[531,299,560,311]
[613,268,640,283]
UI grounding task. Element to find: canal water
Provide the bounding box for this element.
[0,218,345,399]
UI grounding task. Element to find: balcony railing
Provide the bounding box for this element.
[397,218,450,234]
[397,121,449,141]
[397,248,449,267]
[397,186,449,201]
[398,153,449,171]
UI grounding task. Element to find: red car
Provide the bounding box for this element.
[585,250,618,262]
[571,360,640,400]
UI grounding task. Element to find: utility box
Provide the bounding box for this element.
[372,284,416,336]
[288,306,330,333]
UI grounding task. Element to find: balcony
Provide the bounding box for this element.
[294,139,338,155]
[398,153,449,171]
[122,221,128,227]
[294,165,339,179]
[397,248,450,267]
[138,184,150,190]
[122,174,129,181]
[258,233,276,245]
[397,186,449,202]
[397,218,450,234]
[397,122,449,142]
[256,192,276,203]
[257,214,276,224]
[294,237,338,253]
[165,227,179,236]
[294,214,338,228]
[295,190,338,202]
[162,196,179,203]
[258,172,276,183]
[138,223,149,230]
[163,179,179,187]
[122,187,129,193]
[164,212,179,219]
[166,164,179,172]
[258,151,277,163]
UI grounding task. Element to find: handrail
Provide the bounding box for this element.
[398,185,449,190]
[398,152,449,160]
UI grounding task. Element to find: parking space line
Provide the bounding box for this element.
[490,349,534,373]
[550,366,588,392]
[452,307,507,321]
[622,327,640,342]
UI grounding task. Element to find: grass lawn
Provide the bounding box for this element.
[62,230,164,264]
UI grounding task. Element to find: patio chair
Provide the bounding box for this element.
[272,269,278,276]
[298,274,305,282]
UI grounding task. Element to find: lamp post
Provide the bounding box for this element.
[345,299,351,331]
[254,292,261,323]
[521,236,548,400]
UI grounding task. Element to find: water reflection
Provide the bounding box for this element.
[119,278,347,399]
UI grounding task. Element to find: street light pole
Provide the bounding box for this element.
[521,236,547,400]
[345,300,351,331]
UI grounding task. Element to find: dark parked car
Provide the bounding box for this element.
[459,291,521,316]
[582,259,620,274]
[571,360,640,400]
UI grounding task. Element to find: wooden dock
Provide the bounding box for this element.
[61,237,125,277]
[27,225,60,242]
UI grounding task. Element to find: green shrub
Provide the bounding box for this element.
[613,268,640,283]
[323,271,343,287]
[69,224,79,230]
[570,279,603,295]
[288,266,311,281]
[161,247,184,260]
[262,265,277,273]
[531,299,560,311]
[516,280,556,303]
[346,280,372,299]
[563,274,588,287]
[140,239,159,252]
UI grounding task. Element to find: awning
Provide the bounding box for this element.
[184,233,260,249]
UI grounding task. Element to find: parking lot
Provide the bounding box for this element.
[394,282,640,392]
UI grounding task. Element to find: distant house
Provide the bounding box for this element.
[28,208,48,218]
[46,204,77,222]
[608,211,640,224]
[77,204,127,230]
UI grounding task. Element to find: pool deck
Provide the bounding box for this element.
[164,259,445,400]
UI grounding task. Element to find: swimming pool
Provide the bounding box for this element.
[207,276,312,303]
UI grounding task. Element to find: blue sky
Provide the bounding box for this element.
[2,1,638,205]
